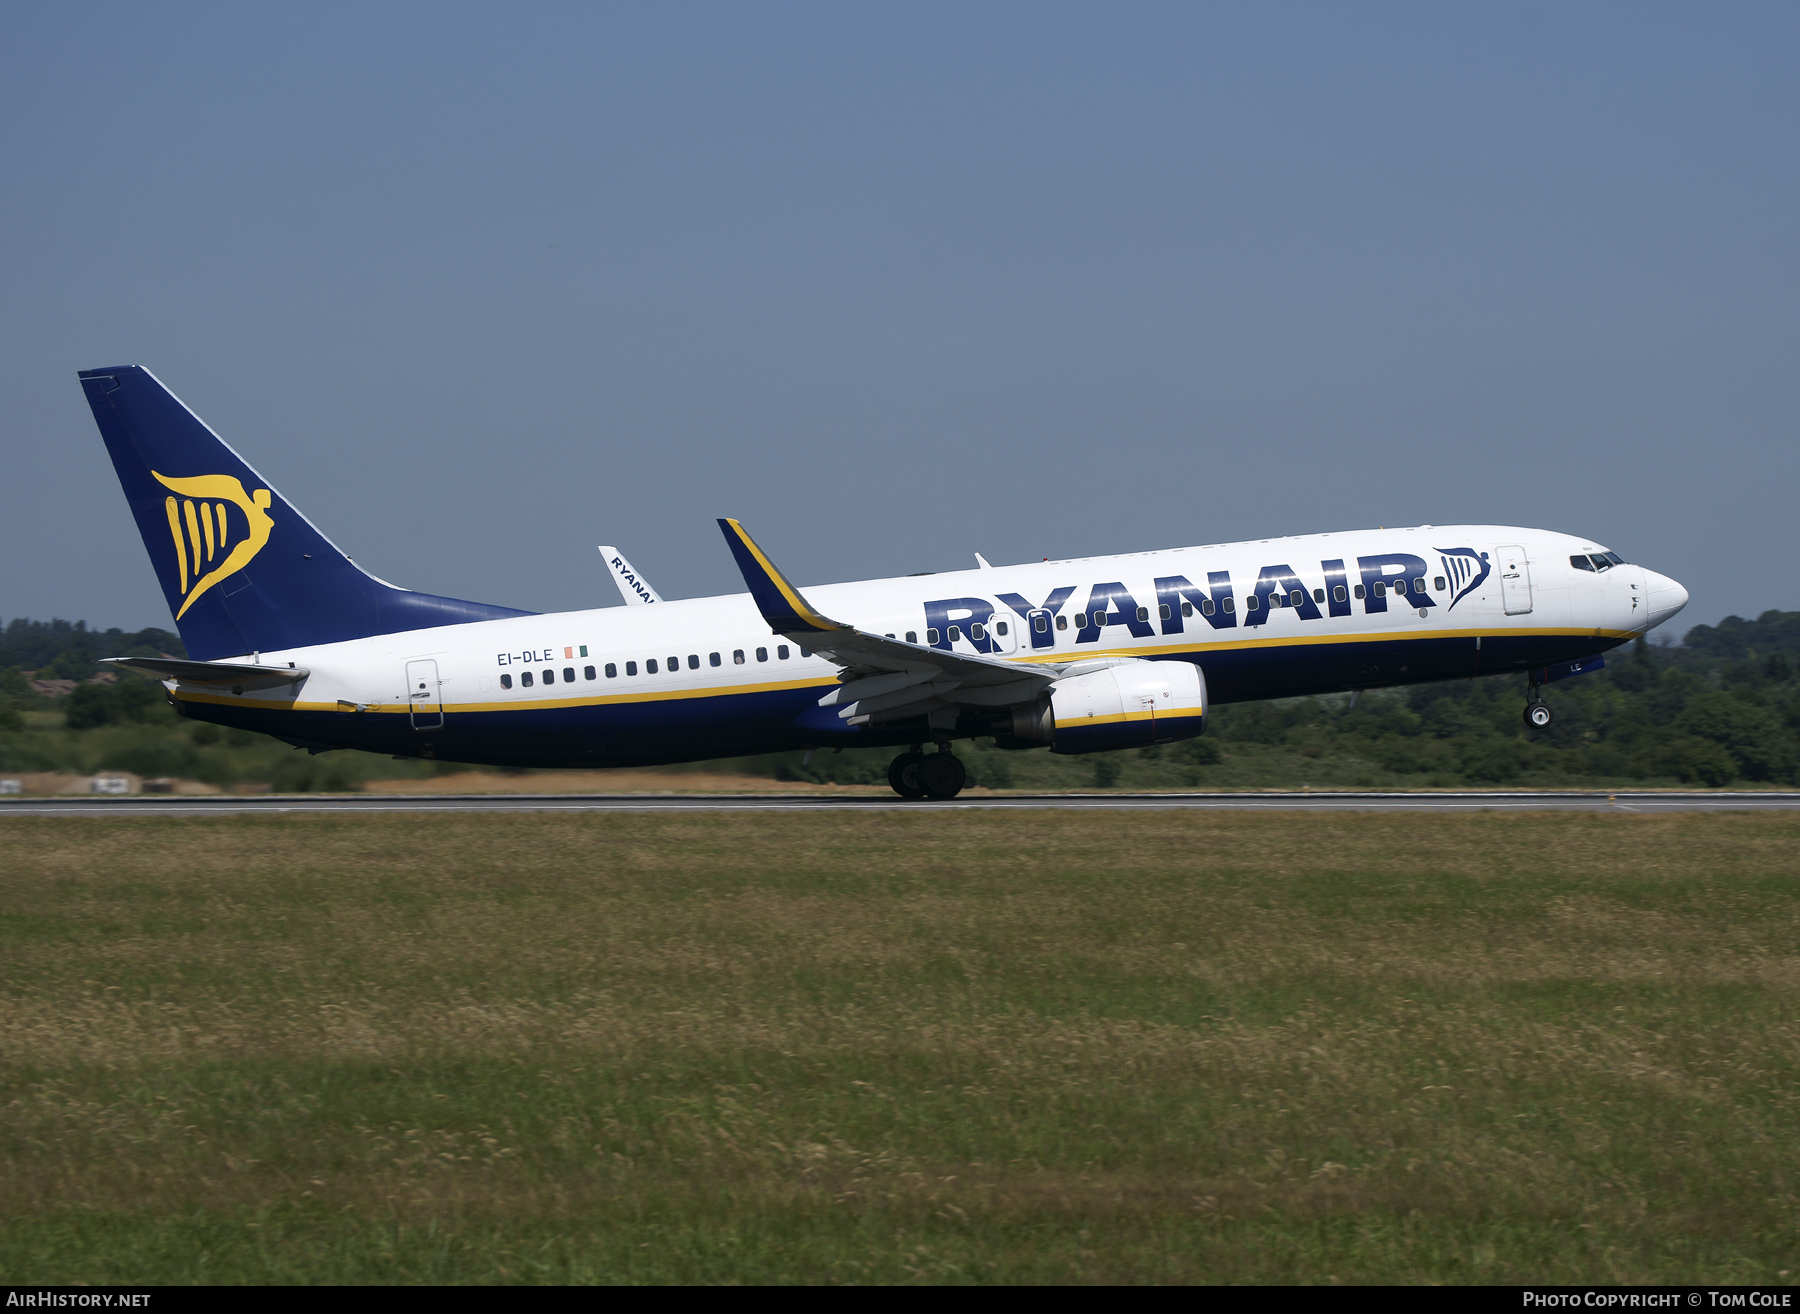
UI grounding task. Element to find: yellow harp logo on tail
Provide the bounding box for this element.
[152,472,275,618]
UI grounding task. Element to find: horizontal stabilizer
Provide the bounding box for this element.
[101,656,309,692]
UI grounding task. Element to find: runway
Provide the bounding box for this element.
[3,790,1799,816]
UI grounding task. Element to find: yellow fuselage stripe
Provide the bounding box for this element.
[173,626,1627,714]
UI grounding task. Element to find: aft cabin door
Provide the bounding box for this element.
[1497,545,1533,616]
[406,659,443,730]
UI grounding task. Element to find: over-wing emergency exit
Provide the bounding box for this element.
[79,366,1689,798]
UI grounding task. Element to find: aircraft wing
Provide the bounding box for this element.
[598,546,663,604]
[101,656,309,692]
[716,518,1053,726]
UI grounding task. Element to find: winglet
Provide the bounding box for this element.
[716,519,850,635]
[598,545,663,605]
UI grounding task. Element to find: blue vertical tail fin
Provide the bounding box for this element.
[79,366,532,661]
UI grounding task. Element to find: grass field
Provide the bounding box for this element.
[3,811,1798,1284]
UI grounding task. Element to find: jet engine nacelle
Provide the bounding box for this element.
[1009,659,1207,754]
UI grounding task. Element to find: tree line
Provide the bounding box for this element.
[3,610,1798,789]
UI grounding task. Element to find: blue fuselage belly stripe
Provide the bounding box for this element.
[188,630,1617,768]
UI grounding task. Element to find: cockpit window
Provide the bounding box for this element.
[1571,555,1595,572]
[1589,554,1612,572]
[1603,551,1625,566]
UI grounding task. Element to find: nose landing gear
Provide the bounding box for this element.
[887,747,967,799]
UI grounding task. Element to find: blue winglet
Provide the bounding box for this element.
[716,519,849,635]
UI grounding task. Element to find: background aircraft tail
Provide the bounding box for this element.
[78,366,531,662]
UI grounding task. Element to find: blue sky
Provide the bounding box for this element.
[4,3,1795,637]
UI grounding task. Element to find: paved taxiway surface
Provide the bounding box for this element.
[3,791,1798,816]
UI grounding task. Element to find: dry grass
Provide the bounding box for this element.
[2,811,1798,1283]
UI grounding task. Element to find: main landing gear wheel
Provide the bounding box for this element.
[1525,701,1553,729]
[917,753,967,800]
[888,751,927,798]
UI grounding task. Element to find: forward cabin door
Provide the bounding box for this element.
[406,659,444,730]
[1497,545,1533,616]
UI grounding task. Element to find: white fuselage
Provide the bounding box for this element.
[172,524,1687,768]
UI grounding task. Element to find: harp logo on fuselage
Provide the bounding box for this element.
[152,471,275,618]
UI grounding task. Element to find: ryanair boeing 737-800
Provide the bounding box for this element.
[79,366,1689,798]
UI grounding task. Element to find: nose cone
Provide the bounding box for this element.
[1642,570,1689,634]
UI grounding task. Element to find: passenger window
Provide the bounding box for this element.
[1197,600,1210,616]
[1074,613,1088,629]
[995,621,1007,637]
[1055,616,1067,630]
[521,671,534,688]
[777,645,789,659]
[584,666,596,680]
[905,632,917,644]
[926,629,940,643]
[710,653,721,667]
[1033,615,1047,632]
[626,661,637,676]
[733,650,745,665]
[1354,584,1365,599]
[605,663,617,678]
[756,647,768,662]
[1246,594,1259,610]
[1289,589,1303,607]
[646,659,658,674]
[1313,588,1324,603]
[542,669,555,684]
[1333,585,1347,603]
[801,649,811,657]
[1136,606,1149,622]
[499,673,512,689]
[688,655,699,670]
[1222,597,1235,613]
[969,623,985,641]
[947,626,961,642]
[1373,582,1386,598]
[667,656,678,671]
[563,667,575,683]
